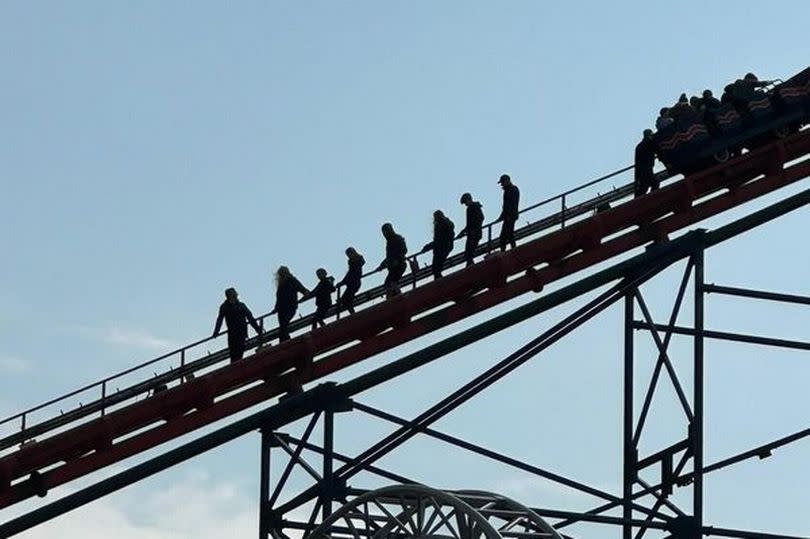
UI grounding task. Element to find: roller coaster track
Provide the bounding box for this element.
[0,129,808,512]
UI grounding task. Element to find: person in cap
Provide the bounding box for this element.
[421,210,455,279]
[497,174,520,251]
[337,247,365,315]
[375,223,408,297]
[305,268,335,329]
[634,129,658,197]
[456,192,485,266]
[270,266,310,342]
[212,287,263,363]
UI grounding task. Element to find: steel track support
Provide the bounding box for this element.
[259,427,272,539]
[322,408,334,520]
[623,291,635,539]
[621,253,706,539]
[692,248,705,537]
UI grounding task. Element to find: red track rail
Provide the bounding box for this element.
[1,131,809,508]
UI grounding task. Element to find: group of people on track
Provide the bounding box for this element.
[213,174,521,362]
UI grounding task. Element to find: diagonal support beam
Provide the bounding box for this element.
[633,290,694,421]
[632,259,694,446]
[352,402,622,506]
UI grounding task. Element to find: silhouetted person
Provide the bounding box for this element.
[689,96,705,121]
[422,210,455,279]
[729,73,770,111]
[656,108,674,130]
[337,247,365,314]
[305,268,335,329]
[270,266,309,342]
[376,223,408,297]
[212,287,263,363]
[456,192,485,267]
[669,93,695,125]
[497,174,520,251]
[739,73,769,97]
[701,89,721,111]
[634,129,658,197]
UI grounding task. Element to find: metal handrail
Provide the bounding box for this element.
[0,163,639,445]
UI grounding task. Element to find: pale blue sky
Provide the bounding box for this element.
[1,2,808,538]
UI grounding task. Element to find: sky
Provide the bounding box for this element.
[1,2,809,538]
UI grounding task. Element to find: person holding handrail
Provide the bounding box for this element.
[212,287,263,363]
[270,266,310,342]
[421,210,455,279]
[497,174,520,251]
[337,247,365,315]
[456,192,484,267]
[634,129,658,197]
[375,223,408,297]
[304,268,336,329]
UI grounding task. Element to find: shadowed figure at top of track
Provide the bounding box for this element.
[456,192,484,267]
[497,174,520,251]
[375,223,408,298]
[270,266,310,342]
[634,129,658,198]
[337,247,365,315]
[421,210,455,279]
[212,287,263,363]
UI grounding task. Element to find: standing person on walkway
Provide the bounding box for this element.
[497,174,520,251]
[212,287,263,363]
[421,210,455,279]
[270,266,310,342]
[456,192,484,267]
[375,223,408,297]
[634,129,658,197]
[337,247,365,315]
[306,268,336,329]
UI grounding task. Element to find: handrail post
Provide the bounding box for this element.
[179,349,186,382]
[487,225,493,254]
[561,195,567,229]
[20,413,26,433]
[336,288,342,320]
[101,382,107,417]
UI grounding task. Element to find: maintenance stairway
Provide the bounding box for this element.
[1,130,808,509]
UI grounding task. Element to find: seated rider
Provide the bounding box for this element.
[669,94,696,126]
[701,89,721,111]
[656,108,674,130]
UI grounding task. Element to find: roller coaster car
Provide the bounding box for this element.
[655,66,810,174]
[706,104,744,138]
[654,121,711,173]
[773,66,810,116]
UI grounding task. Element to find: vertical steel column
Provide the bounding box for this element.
[692,250,705,532]
[322,409,334,520]
[623,291,635,539]
[259,428,272,539]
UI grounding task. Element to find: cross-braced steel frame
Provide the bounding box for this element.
[1,194,806,539]
[258,240,809,539]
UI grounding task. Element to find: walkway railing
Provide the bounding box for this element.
[0,164,646,453]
